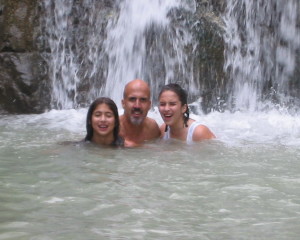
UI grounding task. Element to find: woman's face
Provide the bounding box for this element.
[91,103,115,138]
[159,90,187,127]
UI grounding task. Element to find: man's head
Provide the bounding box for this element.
[122,79,151,125]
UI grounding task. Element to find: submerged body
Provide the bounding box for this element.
[159,84,215,143]
[120,79,160,147]
[163,121,214,144]
[1,107,300,240]
[85,97,124,147]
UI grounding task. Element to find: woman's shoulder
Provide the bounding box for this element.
[144,117,160,138]
[192,123,216,141]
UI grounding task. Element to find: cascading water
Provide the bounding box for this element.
[42,0,80,109]
[42,0,196,109]
[103,0,196,104]
[223,0,300,112]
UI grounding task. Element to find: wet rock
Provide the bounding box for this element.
[0,0,48,113]
[0,0,40,52]
[0,0,228,113]
[191,0,226,113]
[0,53,50,113]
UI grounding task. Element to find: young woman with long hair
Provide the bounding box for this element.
[85,97,124,146]
[158,83,215,144]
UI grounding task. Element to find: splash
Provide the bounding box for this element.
[103,0,196,105]
[42,0,80,109]
[41,0,196,108]
[223,0,300,112]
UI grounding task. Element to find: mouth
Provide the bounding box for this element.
[163,114,172,121]
[98,125,109,131]
[131,109,143,117]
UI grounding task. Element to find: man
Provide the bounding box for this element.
[120,79,160,147]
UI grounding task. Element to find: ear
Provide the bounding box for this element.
[121,99,125,108]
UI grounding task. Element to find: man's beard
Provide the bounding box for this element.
[129,116,144,125]
[129,108,145,125]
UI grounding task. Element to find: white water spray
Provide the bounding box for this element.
[42,0,196,109]
[103,0,196,105]
[224,0,300,112]
[42,0,80,109]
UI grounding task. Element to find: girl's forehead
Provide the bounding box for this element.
[94,103,112,111]
[160,90,180,99]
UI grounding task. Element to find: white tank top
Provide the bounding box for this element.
[163,122,202,144]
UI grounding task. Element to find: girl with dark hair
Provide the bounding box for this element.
[158,83,215,144]
[85,97,124,147]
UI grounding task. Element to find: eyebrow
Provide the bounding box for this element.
[127,96,149,100]
[159,101,178,103]
[94,110,113,114]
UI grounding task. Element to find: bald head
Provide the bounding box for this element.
[123,79,150,99]
[122,79,152,125]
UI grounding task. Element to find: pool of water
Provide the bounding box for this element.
[0,109,300,239]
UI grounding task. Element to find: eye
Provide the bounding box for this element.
[128,97,137,102]
[140,98,148,103]
[105,113,113,118]
[93,112,101,117]
[159,102,166,106]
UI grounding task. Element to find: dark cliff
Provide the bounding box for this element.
[0,0,226,114]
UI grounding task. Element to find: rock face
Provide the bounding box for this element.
[192,0,226,113]
[0,0,37,52]
[0,0,50,113]
[0,53,49,113]
[0,0,226,114]
[1,0,299,114]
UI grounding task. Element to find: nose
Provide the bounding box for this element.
[100,115,106,121]
[164,104,170,111]
[133,99,141,108]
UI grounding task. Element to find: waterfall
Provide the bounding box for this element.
[103,0,196,105]
[42,0,109,109]
[42,0,79,109]
[224,0,300,112]
[42,0,196,109]
[40,0,300,112]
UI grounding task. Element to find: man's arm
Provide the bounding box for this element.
[145,117,161,140]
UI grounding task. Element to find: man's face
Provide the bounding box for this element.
[122,84,151,125]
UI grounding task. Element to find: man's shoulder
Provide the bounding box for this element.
[143,117,160,137]
[144,116,158,125]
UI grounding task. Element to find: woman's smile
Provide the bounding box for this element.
[91,104,115,137]
[159,90,186,127]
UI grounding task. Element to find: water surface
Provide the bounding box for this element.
[0,110,300,239]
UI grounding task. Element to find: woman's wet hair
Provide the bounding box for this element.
[85,97,123,146]
[159,83,190,130]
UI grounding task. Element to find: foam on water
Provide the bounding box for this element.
[1,109,299,148]
[1,109,299,239]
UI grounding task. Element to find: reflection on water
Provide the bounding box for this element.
[0,110,300,239]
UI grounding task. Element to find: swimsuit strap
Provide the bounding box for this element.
[163,126,171,140]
